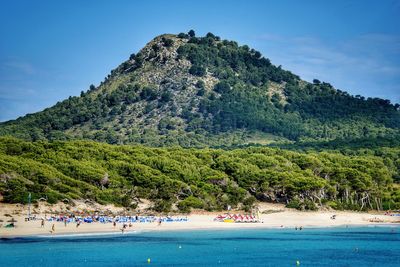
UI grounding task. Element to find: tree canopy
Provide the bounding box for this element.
[0,137,398,212]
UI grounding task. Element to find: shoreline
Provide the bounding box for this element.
[2,210,399,238]
[2,202,399,238]
[3,223,400,239]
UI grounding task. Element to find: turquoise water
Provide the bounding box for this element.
[1,227,399,266]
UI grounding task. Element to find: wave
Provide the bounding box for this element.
[35,230,140,238]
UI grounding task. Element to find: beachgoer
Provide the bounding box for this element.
[51,223,55,234]
[295,226,298,230]
[129,222,132,228]
[113,221,116,228]
[41,219,45,228]
[299,226,303,230]
[64,219,67,227]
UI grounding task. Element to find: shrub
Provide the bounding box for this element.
[162,37,174,47]
[326,200,342,210]
[303,199,317,211]
[189,65,206,76]
[286,197,302,210]
[160,91,173,103]
[178,32,189,39]
[153,199,172,212]
[242,196,256,212]
[213,81,230,94]
[188,29,195,37]
[197,88,206,96]
[196,80,205,89]
[177,196,204,213]
[287,198,318,211]
[140,86,158,100]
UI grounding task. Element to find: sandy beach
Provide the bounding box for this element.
[1,202,399,238]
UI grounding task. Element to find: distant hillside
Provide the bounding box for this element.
[1,137,399,211]
[0,31,399,147]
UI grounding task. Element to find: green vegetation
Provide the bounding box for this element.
[177,33,399,141]
[0,137,399,212]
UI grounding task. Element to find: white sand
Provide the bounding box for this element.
[1,202,399,237]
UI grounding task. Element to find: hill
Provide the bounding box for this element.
[0,31,399,147]
[1,137,399,212]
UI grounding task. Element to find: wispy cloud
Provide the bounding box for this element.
[2,60,36,75]
[252,32,400,103]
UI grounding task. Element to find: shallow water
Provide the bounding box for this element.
[1,226,399,266]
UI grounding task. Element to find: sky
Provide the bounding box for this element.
[0,0,399,122]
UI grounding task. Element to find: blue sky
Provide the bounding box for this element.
[0,0,399,122]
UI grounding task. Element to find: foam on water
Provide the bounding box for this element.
[35,230,140,238]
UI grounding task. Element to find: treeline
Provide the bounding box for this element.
[0,137,399,212]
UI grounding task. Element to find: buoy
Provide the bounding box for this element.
[147,258,151,264]
[178,245,182,249]
[296,260,300,265]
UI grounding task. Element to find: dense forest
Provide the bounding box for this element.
[0,31,398,146]
[1,137,399,212]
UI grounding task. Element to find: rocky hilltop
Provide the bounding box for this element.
[0,31,399,147]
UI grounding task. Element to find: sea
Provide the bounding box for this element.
[0,226,399,266]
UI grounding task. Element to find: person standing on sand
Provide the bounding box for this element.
[50,223,55,234]
[41,219,45,228]
[64,219,67,227]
